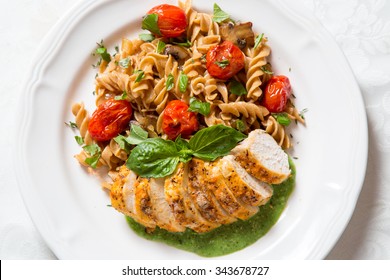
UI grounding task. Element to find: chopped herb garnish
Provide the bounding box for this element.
[200,54,207,62]
[166,73,175,91]
[139,33,156,42]
[134,70,145,83]
[235,119,246,133]
[95,41,111,63]
[188,97,211,116]
[65,121,77,128]
[261,66,273,75]
[75,136,84,145]
[254,33,264,49]
[83,144,101,169]
[118,57,131,69]
[170,38,192,48]
[142,14,161,36]
[299,108,308,119]
[179,72,188,93]
[215,59,230,68]
[272,113,291,126]
[156,40,166,54]
[229,79,247,96]
[213,3,231,23]
[115,91,128,100]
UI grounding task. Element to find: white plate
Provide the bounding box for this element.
[16,0,368,259]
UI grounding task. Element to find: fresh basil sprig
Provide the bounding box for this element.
[166,73,175,91]
[126,125,246,178]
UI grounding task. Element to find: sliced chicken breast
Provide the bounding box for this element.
[110,166,141,223]
[188,159,237,225]
[205,159,259,220]
[133,177,157,229]
[231,129,290,184]
[220,155,273,207]
[149,178,185,232]
[165,163,221,232]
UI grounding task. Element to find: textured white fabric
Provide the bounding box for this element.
[0,0,389,259]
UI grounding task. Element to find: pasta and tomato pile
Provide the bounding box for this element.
[71,0,305,175]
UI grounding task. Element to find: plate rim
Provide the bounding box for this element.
[16,0,368,259]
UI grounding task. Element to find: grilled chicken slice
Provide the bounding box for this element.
[110,166,140,223]
[220,155,273,207]
[205,160,259,220]
[231,129,290,184]
[133,177,156,229]
[188,159,237,225]
[148,178,186,232]
[165,163,221,232]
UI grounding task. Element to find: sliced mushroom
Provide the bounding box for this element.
[220,22,255,49]
[164,45,190,64]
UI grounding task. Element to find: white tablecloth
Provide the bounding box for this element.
[1,0,389,259]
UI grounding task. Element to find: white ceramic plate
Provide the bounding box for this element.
[17,0,368,259]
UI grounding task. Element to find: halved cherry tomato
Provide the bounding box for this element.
[261,75,292,113]
[147,4,187,38]
[88,99,133,142]
[206,40,245,80]
[162,100,199,140]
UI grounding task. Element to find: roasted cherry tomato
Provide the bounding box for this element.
[147,4,187,38]
[88,99,133,142]
[206,40,245,80]
[162,100,199,140]
[261,75,292,113]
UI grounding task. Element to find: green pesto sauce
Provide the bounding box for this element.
[126,159,296,257]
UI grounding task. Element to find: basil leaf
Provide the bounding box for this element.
[234,119,246,132]
[114,135,131,153]
[83,144,101,169]
[114,124,149,151]
[229,80,247,96]
[126,138,180,178]
[254,33,264,49]
[127,124,149,144]
[85,155,100,169]
[83,144,100,156]
[142,14,161,36]
[189,125,246,161]
[134,70,145,82]
[272,113,291,126]
[188,97,210,116]
[213,3,230,23]
[115,91,127,100]
[139,33,155,42]
[118,57,131,69]
[179,72,188,93]
[156,40,166,54]
[95,44,111,63]
[215,59,229,68]
[75,136,84,145]
[166,73,174,91]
